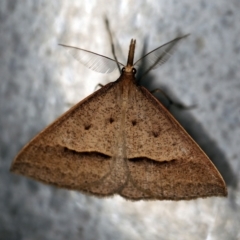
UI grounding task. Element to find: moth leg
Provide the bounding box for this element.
[151,88,196,110]
[94,83,104,91]
[104,17,121,74]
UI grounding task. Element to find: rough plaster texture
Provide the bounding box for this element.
[0,1,240,239]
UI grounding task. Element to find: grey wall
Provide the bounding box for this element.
[1,1,240,239]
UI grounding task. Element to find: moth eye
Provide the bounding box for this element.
[122,67,126,72]
[132,68,137,74]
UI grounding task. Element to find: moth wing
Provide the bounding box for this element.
[11,81,127,196]
[120,85,227,200]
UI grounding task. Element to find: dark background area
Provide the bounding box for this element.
[1,1,240,239]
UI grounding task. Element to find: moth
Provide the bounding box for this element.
[11,36,227,200]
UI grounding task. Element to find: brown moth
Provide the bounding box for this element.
[11,36,227,200]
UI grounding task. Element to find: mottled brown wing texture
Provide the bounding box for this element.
[11,80,129,196]
[11,75,227,200]
[120,84,227,200]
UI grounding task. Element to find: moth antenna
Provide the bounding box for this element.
[59,44,124,74]
[135,34,189,82]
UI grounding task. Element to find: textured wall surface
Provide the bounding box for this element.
[1,1,240,239]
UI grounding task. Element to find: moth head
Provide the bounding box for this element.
[122,66,137,75]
